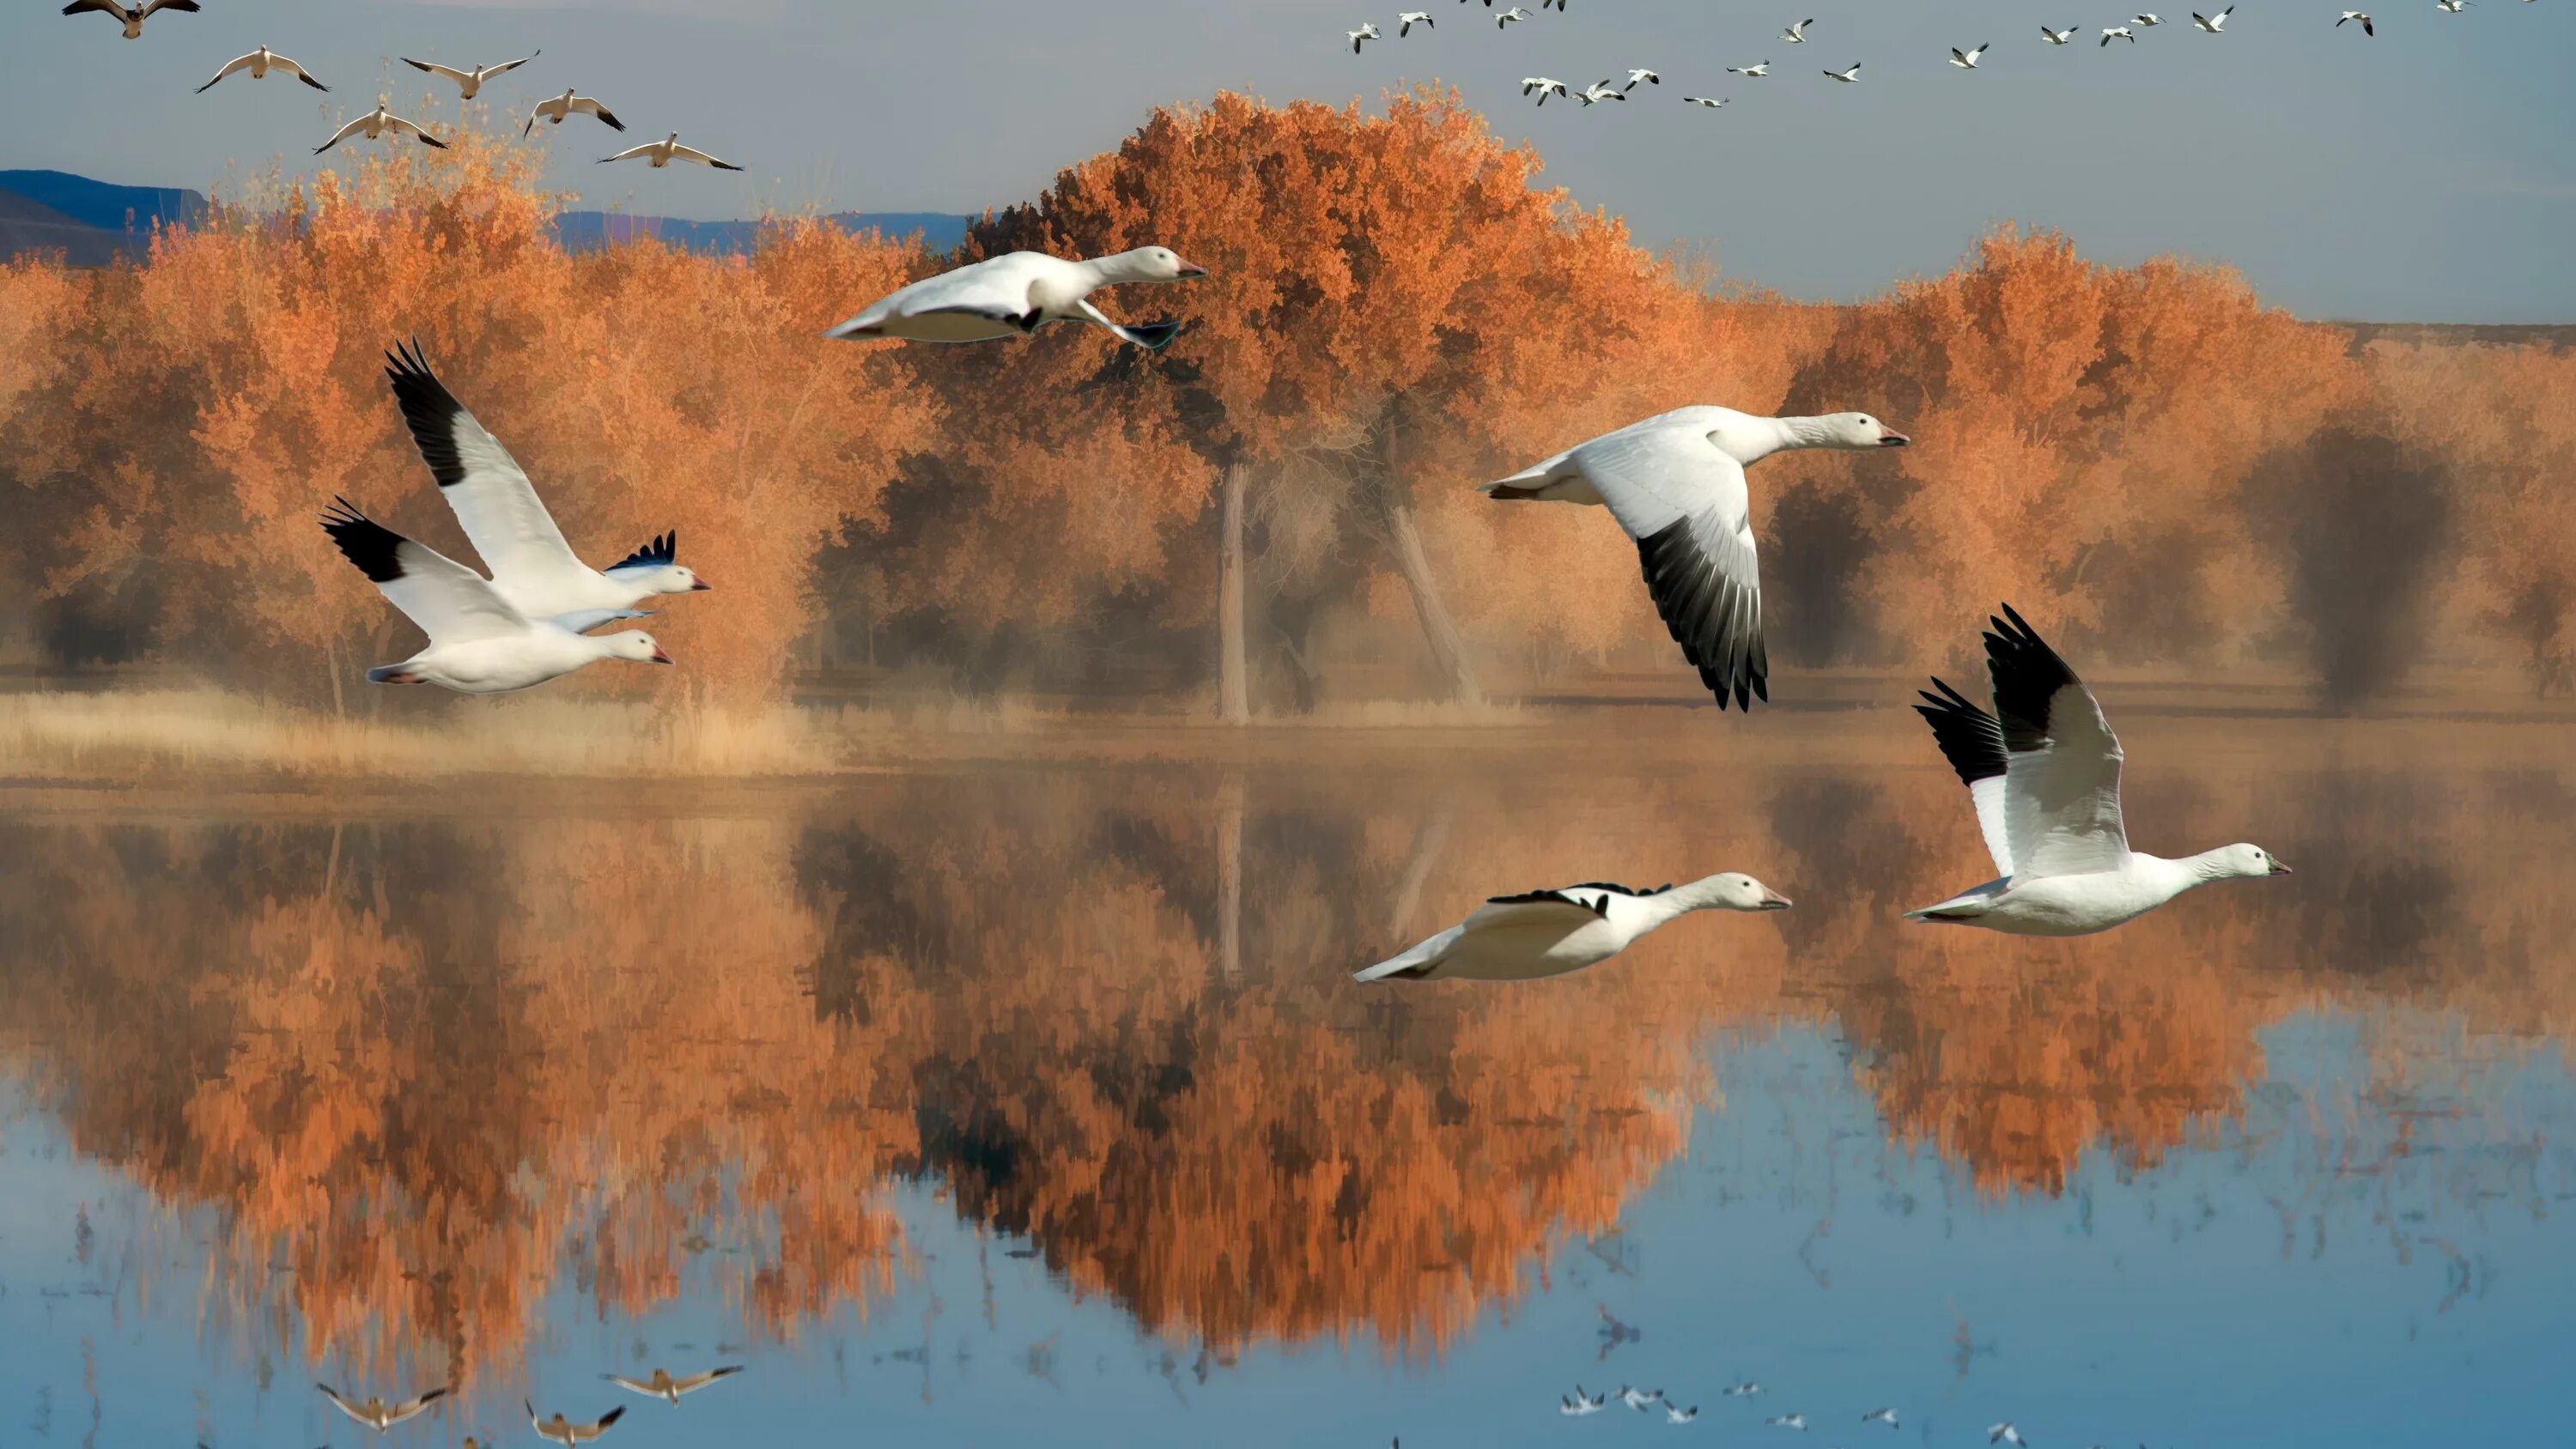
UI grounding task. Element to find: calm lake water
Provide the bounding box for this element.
[3,721,2571,1447]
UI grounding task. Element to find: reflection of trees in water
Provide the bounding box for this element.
[1,746,2570,1378]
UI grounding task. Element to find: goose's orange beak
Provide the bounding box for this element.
[650,646,674,664]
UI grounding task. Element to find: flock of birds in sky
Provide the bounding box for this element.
[1345,0,2541,108]
[311,1363,739,1446]
[61,0,744,168]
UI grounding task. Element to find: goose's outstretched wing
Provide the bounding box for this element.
[383,1388,449,1426]
[1465,888,1619,931]
[568,96,624,129]
[384,340,587,593]
[666,143,744,171]
[670,1366,745,1396]
[1486,415,1769,710]
[385,115,448,148]
[1914,677,2014,877]
[404,58,472,83]
[313,115,369,154]
[321,499,529,646]
[196,53,253,91]
[1984,603,2129,879]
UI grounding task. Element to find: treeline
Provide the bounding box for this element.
[2,89,2569,712]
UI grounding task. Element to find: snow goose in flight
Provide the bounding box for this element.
[599,133,744,170]
[1781,16,1815,41]
[1951,42,1990,66]
[1906,604,2290,935]
[2192,6,2233,28]
[1822,61,1862,81]
[404,53,538,100]
[1862,1408,1900,1428]
[1766,1413,1807,1429]
[2436,0,2470,11]
[1727,60,1771,76]
[2100,25,2137,43]
[602,1367,744,1405]
[1522,76,1570,104]
[1619,1387,1664,1410]
[316,103,447,154]
[198,45,327,93]
[321,500,674,694]
[1625,67,1661,88]
[825,247,1206,350]
[1667,1405,1699,1424]
[1575,79,1627,104]
[1682,94,1728,106]
[317,1384,449,1433]
[1560,1387,1611,1416]
[1347,22,1380,52]
[60,0,196,39]
[1398,10,1432,35]
[1354,874,1790,983]
[1723,1382,1763,1397]
[2042,24,2080,43]
[2338,9,2375,32]
[528,1402,627,1447]
[1482,406,1907,709]
[2133,12,2166,24]
[383,342,708,619]
[1988,1425,2027,1447]
[1496,6,1532,27]
[525,89,624,136]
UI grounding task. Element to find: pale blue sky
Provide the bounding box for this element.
[7,0,2572,320]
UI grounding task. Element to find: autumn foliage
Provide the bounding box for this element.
[0,90,2570,712]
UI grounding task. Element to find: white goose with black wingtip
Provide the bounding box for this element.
[1354,873,1791,984]
[1480,406,1910,710]
[1907,604,2291,935]
[527,1402,626,1447]
[316,1383,448,1433]
[403,53,538,100]
[61,0,197,40]
[823,247,1208,350]
[603,1365,744,1404]
[383,342,708,621]
[320,500,674,694]
[198,46,329,93]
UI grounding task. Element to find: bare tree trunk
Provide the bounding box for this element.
[327,639,345,721]
[1371,474,1483,705]
[1217,462,1251,724]
[1215,771,1244,978]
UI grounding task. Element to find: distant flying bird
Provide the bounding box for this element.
[602,1367,744,1405]
[197,45,326,93]
[316,103,447,155]
[382,341,708,620]
[1988,1426,2027,1447]
[1727,60,1772,75]
[315,1385,450,1433]
[524,88,624,136]
[528,1402,627,1447]
[320,500,675,694]
[1482,406,1908,709]
[1625,67,1661,88]
[404,53,538,100]
[2338,9,2375,32]
[2436,0,2470,11]
[2101,25,2137,42]
[1682,94,1728,106]
[2193,7,2233,28]
[1905,605,2292,934]
[1353,874,1790,983]
[598,133,744,170]
[1782,16,1815,40]
[1951,42,1990,66]
[1667,1405,1699,1424]
[1498,6,1532,26]
[2134,12,2166,23]
[1542,0,1568,8]
[2042,24,2080,42]
[1862,1408,1901,1428]
[1561,1387,1612,1416]
[1823,60,1862,80]
[60,0,197,39]
[1620,1387,1665,1410]
[1723,1382,1764,1397]
[1576,79,1627,104]
[1522,76,1571,103]
[1348,22,1381,52]
[824,247,1207,350]
[1768,1413,1808,1430]
[1398,10,1432,34]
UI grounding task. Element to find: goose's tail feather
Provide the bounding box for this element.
[366,664,422,685]
[1354,926,1461,983]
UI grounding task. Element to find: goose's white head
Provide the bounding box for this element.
[1695,873,1795,912]
[645,563,711,595]
[1818,411,1911,448]
[1100,246,1210,283]
[604,630,675,665]
[2215,843,2292,879]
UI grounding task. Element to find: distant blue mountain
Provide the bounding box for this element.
[0,170,205,234]
[550,210,974,257]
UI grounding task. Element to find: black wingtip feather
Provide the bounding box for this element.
[1982,603,2081,752]
[1636,518,1767,712]
[599,1408,625,1428]
[1912,675,2008,786]
[609,531,677,571]
[319,496,407,583]
[383,337,472,488]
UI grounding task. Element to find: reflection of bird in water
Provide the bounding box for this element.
[1907,605,2289,934]
[1723,1380,1764,1397]
[1561,1386,1611,1416]
[1667,1404,1698,1423]
[1767,1411,1807,1428]
[527,1400,626,1445]
[1619,1385,1665,1410]
[315,1383,448,1432]
[1595,1304,1643,1357]
[1989,1423,2028,1446]
[1862,1406,1900,1428]
[603,1366,744,1404]
[1354,874,1790,983]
